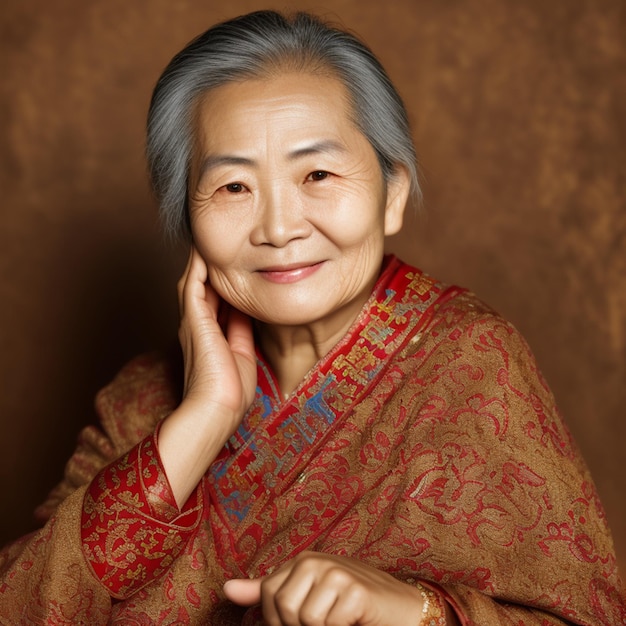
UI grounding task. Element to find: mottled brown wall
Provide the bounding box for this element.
[1,0,624,573]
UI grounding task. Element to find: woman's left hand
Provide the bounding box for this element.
[223,551,424,626]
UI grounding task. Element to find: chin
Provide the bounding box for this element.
[255,311,322,327]
[251,302,331,327]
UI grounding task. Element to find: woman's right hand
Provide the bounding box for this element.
[157,246,257,508]
[177,245,257,421]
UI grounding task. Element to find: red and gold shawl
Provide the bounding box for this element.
[1,256,624,624]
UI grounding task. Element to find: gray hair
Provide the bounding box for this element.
[147,10,420,238]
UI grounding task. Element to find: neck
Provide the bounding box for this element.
[257,295,370,398]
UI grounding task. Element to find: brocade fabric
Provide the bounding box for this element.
[1,256,624,625]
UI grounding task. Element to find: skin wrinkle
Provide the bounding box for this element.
[187,69,379,202]
[197,139,351,184]
[187,72,409,394]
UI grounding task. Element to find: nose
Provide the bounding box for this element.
[250,184,312,247]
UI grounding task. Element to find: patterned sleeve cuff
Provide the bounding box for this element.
[81,426,203,598]
[403,578,452,625]
[415,581,447,625]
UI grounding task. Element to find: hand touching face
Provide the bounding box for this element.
[156,246,257,508]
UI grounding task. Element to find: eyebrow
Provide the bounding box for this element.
[287,139,348,160]
[199,155,254,178]
[198,140,348,178]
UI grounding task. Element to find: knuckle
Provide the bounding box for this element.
[260,576,276,594]
[325,566,353,587]
[293,550,317,567]
[272,592,300,624]
[299,606,327,626]
[273,588,294,608]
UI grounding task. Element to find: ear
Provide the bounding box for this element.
[383,165,411,236]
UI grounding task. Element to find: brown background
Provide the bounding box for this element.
[1,0,625,575]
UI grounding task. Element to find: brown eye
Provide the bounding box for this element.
[307,171,330,182]
[225,183,245,193]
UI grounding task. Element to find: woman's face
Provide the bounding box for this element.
[188,72,409,329]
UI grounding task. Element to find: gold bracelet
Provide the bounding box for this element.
[415,581,446,626]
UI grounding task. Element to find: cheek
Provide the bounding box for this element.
[312,183,387,244]
[322,207,385,249]
[191,217,244,267]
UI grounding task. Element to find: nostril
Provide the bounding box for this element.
[252,205,312,248]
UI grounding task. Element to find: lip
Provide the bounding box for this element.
[257,261,325,284]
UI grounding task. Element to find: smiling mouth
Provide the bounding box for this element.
[257,261,325,284]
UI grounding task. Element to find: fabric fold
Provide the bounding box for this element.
[81,428,203,599]
[1,256,624,624]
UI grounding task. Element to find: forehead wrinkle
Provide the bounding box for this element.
[199,139,349,180]
[199,154,257,179]
[287,139,349,161]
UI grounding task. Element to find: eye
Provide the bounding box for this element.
[306,170,330,182]
[223,182,246,193]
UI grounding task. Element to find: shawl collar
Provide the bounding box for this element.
[207,256,460,526]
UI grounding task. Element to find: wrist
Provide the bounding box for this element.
[157,399,242,507]
[178,394,244,436]
[414,581,446,626]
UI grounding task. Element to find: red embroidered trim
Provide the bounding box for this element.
[208,257,464,529]
[81,428,202,598]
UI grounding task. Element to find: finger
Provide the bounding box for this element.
[262,566,316,626]
[324,583,367,626]
[223,578,262,607]
[177,245,195,317]
[296,574,342,626]
[188,246,208,284]
[179,248,219,323]
[225,306,256,362]
[178,246,210,311]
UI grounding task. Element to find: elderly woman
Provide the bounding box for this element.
[1,10,624,626]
